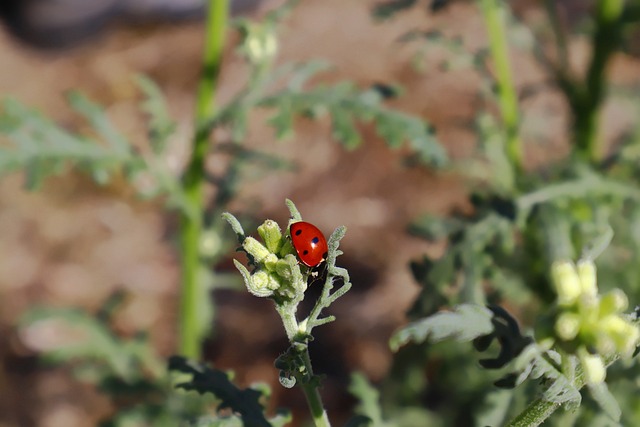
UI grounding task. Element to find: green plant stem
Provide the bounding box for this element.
[300,349,331,427]
[572,0,624,163]
[277,304,331,426]
[179,0,229,359]
[480,0,522,174]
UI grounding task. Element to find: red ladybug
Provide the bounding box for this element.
[290,221,328,268]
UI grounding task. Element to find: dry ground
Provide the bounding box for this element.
[0,1,637,426]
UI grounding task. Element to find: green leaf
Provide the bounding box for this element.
[510,346,581,406]
[67,92,130,155]
[390,304,494,351]
[0,97,136,188]
[259,81,446,166]
[136,75,177,154]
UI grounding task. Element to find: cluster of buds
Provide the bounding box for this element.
[233,220,306,300]
[239,22,278,66]
[543,259,640,383]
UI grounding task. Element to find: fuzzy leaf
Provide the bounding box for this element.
[260,82,446,166]
[390,304,494,351]
[509,345,581,406]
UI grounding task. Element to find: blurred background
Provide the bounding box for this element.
[1,0,639,426]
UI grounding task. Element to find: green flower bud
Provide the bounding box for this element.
[600,315,640,355]
[275,255,300,281]
[263,253,279,272]
[577,260,597,298]
[579,349,606,384]
[619,324,640,356]
[555,312,581,341]
[274,254,306,299]
[199,229,222,258]
[244,24,278,64]
[233,259,275,298]
[258,220,283,254]
[250,270,282,297]
[279,239,296,258]
[243,237,271,264]
[551,261,582,306]
[599,289,628,315]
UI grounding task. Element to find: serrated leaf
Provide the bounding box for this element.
[259,80,447,166]
[506,345,581,406]
[390,304,494,351]
[0,97,134,188]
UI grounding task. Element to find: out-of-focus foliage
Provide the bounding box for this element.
[5,0,640,426]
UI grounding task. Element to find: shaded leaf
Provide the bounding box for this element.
[169,356,273,427]
[390,304,494,351]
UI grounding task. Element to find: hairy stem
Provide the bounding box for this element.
[300,349,331,427]
[179,0,229,359]
[480,0,522,175]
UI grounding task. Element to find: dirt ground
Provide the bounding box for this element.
[0,1,637,426]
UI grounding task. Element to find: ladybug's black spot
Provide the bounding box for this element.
[295,229,302,236]
[311,236,319,244]
[303,250,309,255]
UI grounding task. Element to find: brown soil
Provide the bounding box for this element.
[0,1,637,426]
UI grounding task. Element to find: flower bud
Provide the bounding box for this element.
[577,260,597,298]
[555,312,581,341]
[243,237,271,264]
[599,289,628,315]
[258,220,283,254]
[600,315,640,355]
[274,255,306,299]
[234,259,274,298]
[244,24,278,65]
[249,270,282,297]
[579,349,606,384]
[262,253,279,272]
[551,261,582,306]
[279,239,296,258]
[274,256,294,280]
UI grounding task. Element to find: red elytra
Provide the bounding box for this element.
[290,221,328,267]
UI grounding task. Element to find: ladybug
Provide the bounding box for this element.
[290,221,328,268]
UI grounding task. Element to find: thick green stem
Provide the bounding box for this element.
[300,349,331,427]
[480,0,522,175]
[572,0,623,163]
[276,304,331,426]
[179,0,229,359]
